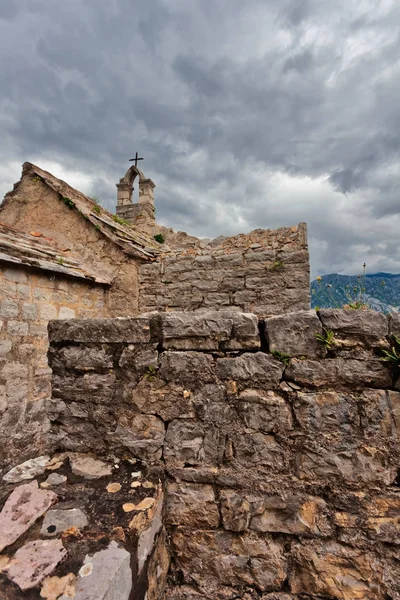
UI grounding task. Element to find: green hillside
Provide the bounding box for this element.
[311,273,400,313]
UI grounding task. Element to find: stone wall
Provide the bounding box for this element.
[139,223,310,317]
[0,264,106,470]
[47,309,400,599]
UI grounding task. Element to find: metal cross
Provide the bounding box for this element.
[129,152,144,167]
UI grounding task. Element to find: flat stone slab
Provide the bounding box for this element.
[73,541,132,600]
[3,455,50,483]
[0,480,57,552]
[70,454,113,479]
[3,539,67,590]
[41,508,89,537]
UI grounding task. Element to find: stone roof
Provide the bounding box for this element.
[16,163,164,260]
[0,222,111,284]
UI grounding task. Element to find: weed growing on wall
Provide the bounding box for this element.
[381,335,400,365]
[271,350,291,366]
[154,234,165,244]
[315,327,336,350]
[113,215,130,227]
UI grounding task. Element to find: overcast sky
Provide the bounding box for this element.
[1,0,400,277]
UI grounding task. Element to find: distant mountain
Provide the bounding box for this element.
[310,273,400,313]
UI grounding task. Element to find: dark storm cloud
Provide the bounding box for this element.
[1,0,400,275]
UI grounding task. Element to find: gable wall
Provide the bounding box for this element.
[0,175,141,316]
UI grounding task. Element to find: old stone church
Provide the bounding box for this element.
[1,162,397,600]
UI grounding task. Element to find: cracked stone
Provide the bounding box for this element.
[3,539,67,590]
[0,480,57,552]
[70,454,112,479]
[3,455,50,483]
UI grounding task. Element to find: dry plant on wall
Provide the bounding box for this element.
[313,263,370,310]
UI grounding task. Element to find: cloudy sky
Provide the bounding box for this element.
[1,0,400,277]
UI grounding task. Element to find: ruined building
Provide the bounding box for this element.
[0,162,399,600]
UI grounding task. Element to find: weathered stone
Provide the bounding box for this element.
[265,310,323,358]
[220,489,251,531]
[3,539,67,590]
[388,312,400,337]
[296,446,395,484]
[73,541,132,600]
[49,345,114,372]
[171,529,287,593]
[48,316,152,344]
[159,351,216,385]
[40,573,76,600]
[69,454,112,479]
[131,379,195,421]
[160,311,260,351]
[41,508,88,537]
[250,494,331,536]
[359,388,395,438]
[318,308,388,344]
[389,390,400,437]
[164,420,223,467]
[232,431,285,470]
[238,390,293,432]
[0,480,57,552]
[290,540,384,599]
[294,391,358,438]
[286,358,392,389]
[216,352,283,387]
[146,527,170,600]
[166,482,219,528]
[365,496,400,544]
[137,492,163,572]
[111,414,165,462]
[3,455,50,483]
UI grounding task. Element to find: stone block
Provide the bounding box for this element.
[131,380,195,421]
[58,306,76,319]
[7,320,29,336]
[359,389,395,438]
[111,414,165,462]
[49,345,114,372]
[250,494,331,536]
[290,541,384,599]
[52,372,117,403]
[265,310,323,358]
[232,432,285,470]
[238,390,293,433]
[220,489,251,531]
[164,420,223,467]
[285,358,392,389]
[39,302,58,320]
[48,316,153,343]
[22,302,37,320]
[159,351,216,385]
[160,311,260,351]
[216,352,283,387]
[171,529,287,593]
[0,299,19,318]
[166,482,219,528]
[4,267,27,283]
[294,391,358,438]
[296,446,395,485]
[318,308,388,344]
[0,339,12,357]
